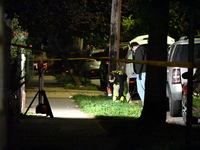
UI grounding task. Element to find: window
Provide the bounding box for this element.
[172,44,200,62]
[168,44,175,61]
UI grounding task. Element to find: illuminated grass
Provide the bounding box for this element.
[193,96,200,116]
[73,94,142,118]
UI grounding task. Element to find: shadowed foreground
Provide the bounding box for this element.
[8,75,199,150]
[7,116,200,150]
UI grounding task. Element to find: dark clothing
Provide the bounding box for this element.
[113,72,127,100]
[133,45,147,74]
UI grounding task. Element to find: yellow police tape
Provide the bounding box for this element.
[12,43,200,68]
[29,57,200,69]
[113,58,200,69]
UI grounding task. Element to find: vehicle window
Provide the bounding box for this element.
[172,45,186,62]
[91,52,104,57]
[102,47,109,57]
[172,44,200,62]
[168,44,175,61]
[119,47,128,59]
[101,47,129,59]
[194,44,200,62]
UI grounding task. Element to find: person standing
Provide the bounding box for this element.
[130,42,147,106]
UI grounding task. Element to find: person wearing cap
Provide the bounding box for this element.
[130,42,147,106]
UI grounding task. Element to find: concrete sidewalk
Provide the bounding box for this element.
[8,75,118,150]
[24,75,105,118]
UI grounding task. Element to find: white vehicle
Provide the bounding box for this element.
[82,50,105,77]
[167,36,200,117]
[129,34,175,46]
[124,35,175,100]
[127,34,175,78]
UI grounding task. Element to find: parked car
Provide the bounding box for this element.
[182,69,200,124]
[81,50,105,78]
[166,36,200,117]
[129,34,175,46]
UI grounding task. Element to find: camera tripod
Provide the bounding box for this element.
[24,62,54,118]
[24,90,54,118]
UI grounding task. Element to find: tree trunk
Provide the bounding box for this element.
[53,38,82,86]
[73,37,83,52]
[140,0,169,123]
[109,0,122,73]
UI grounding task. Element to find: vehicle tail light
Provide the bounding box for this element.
[172,68,181,84]
[87,59,95,62]
[129,80,135,84]
[91,71,95,74]
[182,84,188,96]
[105,61,109,64]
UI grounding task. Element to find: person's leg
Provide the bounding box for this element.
[113,84,119,101]
[126,77,131,102]
[136,73,146,105]
[136,78,143,104]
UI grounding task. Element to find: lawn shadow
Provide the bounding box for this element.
[96,116,200,150]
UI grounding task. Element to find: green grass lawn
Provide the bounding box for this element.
[193,96,200,116]
[73,94,142,118]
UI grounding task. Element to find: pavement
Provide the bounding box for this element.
[7,75,200,150]
[24,75,105,118]
[21,75,186,125]
[8,75,120,150]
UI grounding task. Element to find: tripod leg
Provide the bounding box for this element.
[24,91,39,116]
[41,90,54,118]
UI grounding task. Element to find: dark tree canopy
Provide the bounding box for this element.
[5,0,113,49]
[5,0,200,50]
[169,1,200,40]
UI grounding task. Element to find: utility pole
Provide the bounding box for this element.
[109,0,122,73]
